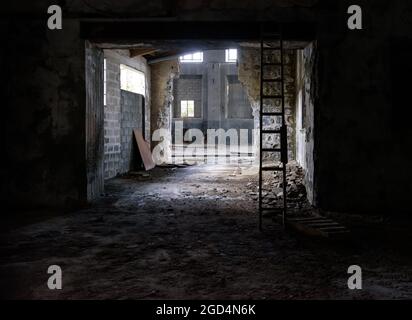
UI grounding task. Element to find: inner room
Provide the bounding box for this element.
[171,48,255,164]
[95,39,315,217]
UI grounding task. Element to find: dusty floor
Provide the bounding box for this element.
[1,160,412,299]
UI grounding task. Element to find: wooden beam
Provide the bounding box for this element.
[129,48,158,57]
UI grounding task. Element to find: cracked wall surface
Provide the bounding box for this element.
[238,47,296,161]
[295,43,317,204]
[150,60,179,164]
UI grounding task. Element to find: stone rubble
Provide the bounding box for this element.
[248,160,311,215]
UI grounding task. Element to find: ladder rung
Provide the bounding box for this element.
[262,112,283,116]
[262,130,281,134]
[262,148,281,152]
[262,95,283,99]
[262,79,282,82]
[262,166,284,171]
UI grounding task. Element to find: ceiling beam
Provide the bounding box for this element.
[129,47,158,57]
[81,21,317,42]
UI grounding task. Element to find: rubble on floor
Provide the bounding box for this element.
[248,160,312,216]
[2,162,412,299]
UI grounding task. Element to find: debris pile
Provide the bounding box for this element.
[248,161,311,214]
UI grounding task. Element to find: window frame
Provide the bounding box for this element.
[179,52,204,63]
[180,100,195,118]
[225,48,238,63]
[120,64,146,96]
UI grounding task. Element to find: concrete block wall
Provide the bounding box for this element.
[172,50,254,144]
[121,91,144,172]
[104,57,121,179]
[173,75,203,118]
[226,75,253,119]
[103,50,151,179]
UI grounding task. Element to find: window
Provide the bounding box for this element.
[103,59,107,105]
[120,64,146,96]
[179,52,203,63]
[181,100,195,118]
[225,49,238,63]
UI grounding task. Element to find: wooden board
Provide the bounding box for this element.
[287,216,350,239]
[133,129,155,171]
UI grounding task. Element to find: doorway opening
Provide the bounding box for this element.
[85,35,317,219]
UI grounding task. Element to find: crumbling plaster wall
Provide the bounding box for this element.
[150,60,179,164]
[238,47,296,161]
[295,43,317,204]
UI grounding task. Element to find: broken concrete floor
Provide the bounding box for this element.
[1,162,412,299]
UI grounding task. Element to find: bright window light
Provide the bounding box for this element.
[225,49,238,63]
[181,100,195,118]
[180,52,203,63]
[120,64,146,96]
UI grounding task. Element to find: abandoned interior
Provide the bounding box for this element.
[1,0,412,300]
